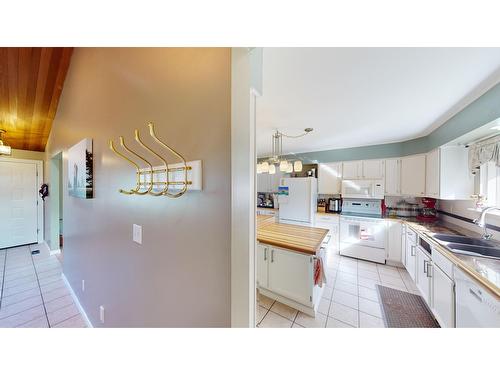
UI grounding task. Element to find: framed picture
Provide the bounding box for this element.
[68,138,93,199]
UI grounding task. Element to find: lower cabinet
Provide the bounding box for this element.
[415,247,432,304]
[431,263,455,328]
[386,221,402,264]
[405,239,417,281]
[268,247,312,306]
[256,244,269,288]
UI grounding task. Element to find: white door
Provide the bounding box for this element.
[425,148,440,198]
[342,161,361,179]
[268,247,312,306]
[362,159,384,179]
[318,162,342,194]
[385,158,401,195]
[256,244,269,288]
[432,264,455,328]
[401,154,426,196]
[0,161,39,249]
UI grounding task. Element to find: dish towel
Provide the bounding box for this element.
[314,256,326,287]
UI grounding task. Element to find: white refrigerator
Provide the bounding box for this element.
[278,177,317,224]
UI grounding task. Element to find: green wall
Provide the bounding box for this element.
[264,82,500,164]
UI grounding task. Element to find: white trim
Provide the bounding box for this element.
[62,273,93,328]
[50,248,62,256]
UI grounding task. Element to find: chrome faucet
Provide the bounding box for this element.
[473,206,500,240]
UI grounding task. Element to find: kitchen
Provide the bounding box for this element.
[254,48,500,328]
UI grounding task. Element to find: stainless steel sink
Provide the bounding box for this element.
[446,243,500,260]
[432,234,496,247]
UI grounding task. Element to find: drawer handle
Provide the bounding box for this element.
[271,249,274,263]
[411,245,416,257]
[264,248,267,261]
[426,263,432,278]
[423,260,428,274]
[469,288,482,302]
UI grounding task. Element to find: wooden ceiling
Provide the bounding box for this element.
[0,47,73,151]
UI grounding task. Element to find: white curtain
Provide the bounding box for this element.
[468,135,500,174]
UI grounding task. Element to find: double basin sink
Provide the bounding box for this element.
[432,234,500,260]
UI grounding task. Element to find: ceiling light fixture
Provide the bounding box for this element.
[257,128,313,174]
[0,129,12,156]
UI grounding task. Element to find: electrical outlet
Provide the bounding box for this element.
[82,280,85,292]
[133,224,142,244]
[99,305,105,323]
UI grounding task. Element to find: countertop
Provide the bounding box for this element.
[402,219,500,299]
[257,215,328,255]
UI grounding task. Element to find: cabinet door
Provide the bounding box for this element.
[432,265,455,328]
[405,240,416,281]
[416,247,431,304]
[425,148,440,198]
[401,154,426,196]
[385,159,401,195]
[257,173,270,193]
[342,161,362,179]
[362,159,385,179]
[256,244,269,288]
[318,162,342,194]
[268,247,312,306]
[386,221,402,264]
[401,224,407,266]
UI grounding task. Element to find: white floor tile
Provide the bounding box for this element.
[334,280,358,296]
[359,312,385,328]
[359,297,382,318]
[257,293,274,309]
[358,286,379,302]
[258,311,293,328]
[295,312,327,328]
[271,301,298,321]
[336,272,357,284]
[328,302,359,327]
[53,314,87,328]
[332,290,358,309]
[317,298,331,315]
[326,317,355,328]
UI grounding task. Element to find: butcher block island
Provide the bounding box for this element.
[257,215,329,317]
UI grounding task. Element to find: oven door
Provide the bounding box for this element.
[340,217,386,249]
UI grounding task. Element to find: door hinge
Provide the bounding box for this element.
[309,296,312,302]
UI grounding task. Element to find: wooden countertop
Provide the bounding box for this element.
[257,215,328,255]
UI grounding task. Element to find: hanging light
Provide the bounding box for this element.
[286,163,293,173]
[261,161,269,173]
[268,164,276,174]
[0,130,12,156]
[279,160,289,172]
[294,160,303,172]
[256,163,262,174]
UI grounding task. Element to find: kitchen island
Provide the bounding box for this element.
[257,214,329,316]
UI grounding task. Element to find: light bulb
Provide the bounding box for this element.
[261,161,269,173]
[279,160,289,172]
[269,164,276,174]
[294,160,303,172]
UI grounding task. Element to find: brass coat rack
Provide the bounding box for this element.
[109,122,193,198]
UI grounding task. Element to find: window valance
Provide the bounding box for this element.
[468,135,500,174]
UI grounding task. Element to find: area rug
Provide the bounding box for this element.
[376,285,439,328]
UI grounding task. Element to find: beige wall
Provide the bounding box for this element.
[45,48,231,327]
[2,149,45,161]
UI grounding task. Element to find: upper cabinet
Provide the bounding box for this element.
[425,146,474,199]
[385,158,401,195]
[318,162,342,194]
[401,154,426,196]
[342,159,384,180]
[342,160,362,179]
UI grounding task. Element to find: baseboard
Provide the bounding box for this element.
[62,273,93,328]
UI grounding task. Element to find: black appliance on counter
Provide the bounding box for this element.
[257,192,274,208]
[326,197,342,213]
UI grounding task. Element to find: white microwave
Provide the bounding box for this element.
[341,179,385,199]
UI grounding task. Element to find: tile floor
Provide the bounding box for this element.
[257,250,420,328]
[0,244,87,328]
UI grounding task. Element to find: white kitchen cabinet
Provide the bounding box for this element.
[416,246,432,304]
[431,263,455,328]
[362,159,385,179]
[400,154,426,196]
[256,244,269,288]
[315,214,340,252]
[425,148,440,198]
[257,173,270,193]
[401,224,407,266]
[342,160,362,179]
[426,146,474,200]
[405,229,417,281]
[318,162,342,194]
[268,247,313,306]
[386,221,402,265]
[385,158,401,195]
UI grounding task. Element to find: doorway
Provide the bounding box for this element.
[49,152,63,257]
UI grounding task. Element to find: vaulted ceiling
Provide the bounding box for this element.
[0,47,73,151]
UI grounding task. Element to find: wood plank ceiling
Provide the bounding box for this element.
[0,47,73,151]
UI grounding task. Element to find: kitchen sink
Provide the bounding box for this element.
[432,234,496,247]
[445,243,500,260]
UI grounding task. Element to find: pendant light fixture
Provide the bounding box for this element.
[258,128,312,174]
[0,130,12,156]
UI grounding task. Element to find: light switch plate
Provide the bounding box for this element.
[133,224,142,244]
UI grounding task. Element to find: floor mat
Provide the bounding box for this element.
[376,285,439,328]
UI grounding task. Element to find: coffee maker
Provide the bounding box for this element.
[326,197,342,213]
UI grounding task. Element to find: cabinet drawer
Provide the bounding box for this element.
[432,247,453,278]
[406,228,417,244]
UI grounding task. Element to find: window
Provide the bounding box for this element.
[476,161,500,207]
